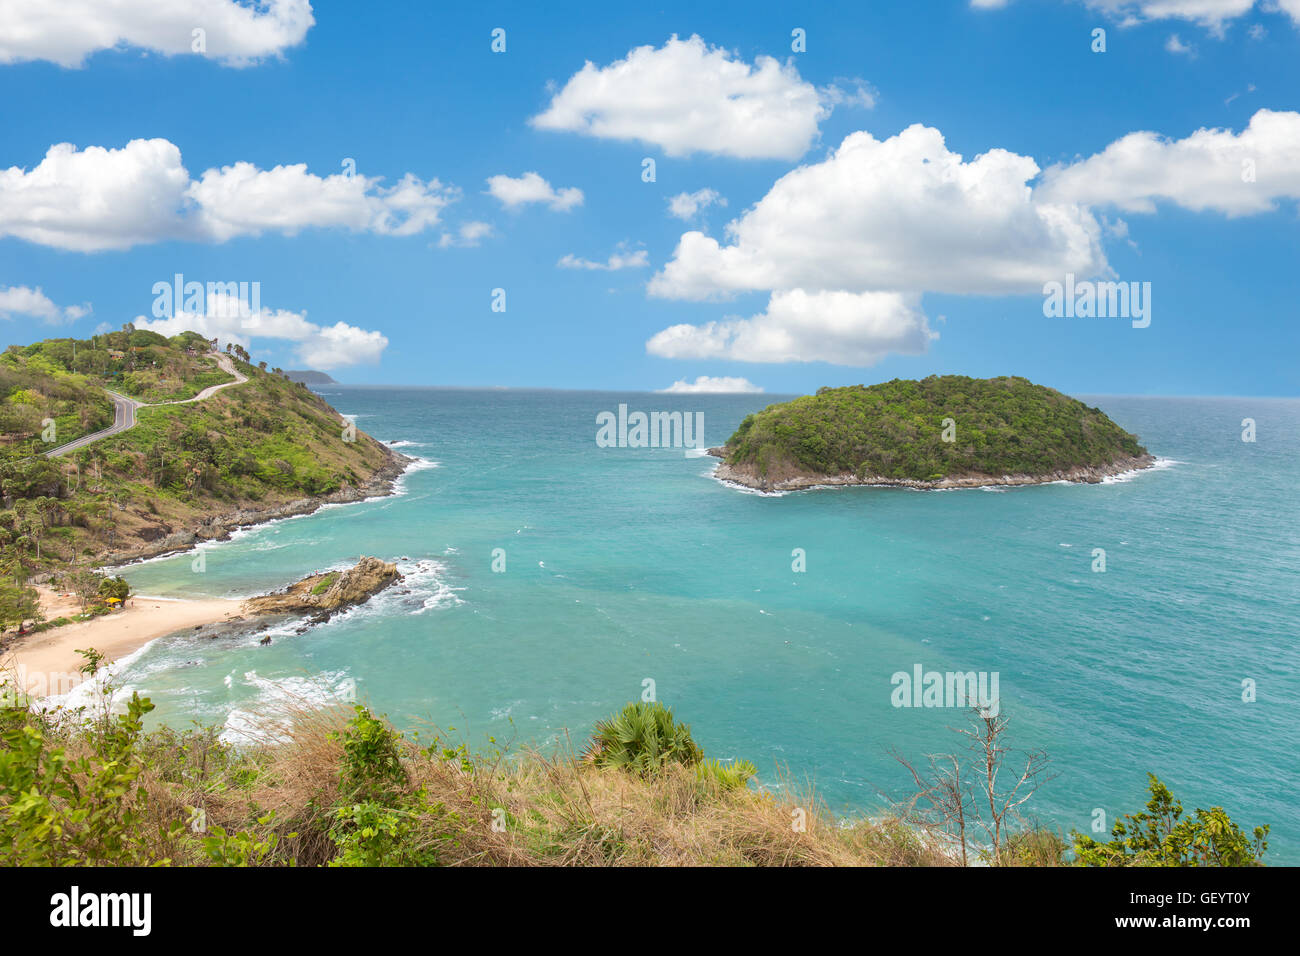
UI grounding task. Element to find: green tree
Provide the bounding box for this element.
[1072,775,1269,867]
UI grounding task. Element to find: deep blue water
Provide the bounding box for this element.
[107,389,1299,860]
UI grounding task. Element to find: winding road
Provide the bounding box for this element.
[43,352,248,459]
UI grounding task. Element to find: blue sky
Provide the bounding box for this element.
[1,0,1297,396]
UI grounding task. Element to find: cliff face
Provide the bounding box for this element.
[242,556,402,619]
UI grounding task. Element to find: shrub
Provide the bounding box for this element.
[331,705,407,803]
[1071,774,1269,867]
[584,701,703,776]
[0,692,165,865]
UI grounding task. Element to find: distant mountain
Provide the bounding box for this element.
[285,370,338,385]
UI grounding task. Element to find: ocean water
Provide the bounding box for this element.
[104,389,1299,860]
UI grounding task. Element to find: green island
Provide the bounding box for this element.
[710,375,1154,493]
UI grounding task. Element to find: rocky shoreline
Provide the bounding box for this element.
[706,447,1158,493]
[98,448,414,569]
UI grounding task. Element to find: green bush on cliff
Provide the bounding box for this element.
[1071,774,1269,867]
[584,701,703,775]
[722,375,1147,481]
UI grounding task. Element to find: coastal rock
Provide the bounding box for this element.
[712,454,1158,493]
[241,556,403,620]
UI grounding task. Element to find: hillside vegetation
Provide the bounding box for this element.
[718,375,1149,486]
[0,328,397,630]
[0,685,1268,867]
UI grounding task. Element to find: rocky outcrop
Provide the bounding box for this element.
[242,556,402,622]
[708,448,1158,493]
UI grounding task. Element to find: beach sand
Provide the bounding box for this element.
[2,586,240,697]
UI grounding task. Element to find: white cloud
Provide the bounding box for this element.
[975,1,1299,32]
[820,79,878,110]
[0,285,90,323]
[485,171,583,211]
[190,165,452,241]
[646,290,936,366]
[134,292,386,370]
[438,220,492,248]
[0,140,192,251]
[667,188,727,221]
[1165,32,1197,54]
[1037,108,1300,216]
[0,0,314,68]
[650,125,1106,300]
[657,376,764,394]
[530,35,832,160]
[1088,1,1257,33]
[0,139,455,252]
[558,244,648,271]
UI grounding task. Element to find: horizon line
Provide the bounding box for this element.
[310,383,1300,400]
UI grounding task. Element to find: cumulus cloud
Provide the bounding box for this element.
[530,35,833,160]
[0,139,455,252]
[667,188,727,221]
[1087,0,1257,32]
[1165,32,1197,54]
[558,244,648,270]
[646,290,935,366]
[485,172,583,211]
[974,1,1289,32]
[650,125,1106,300]
[134,292,386,370]
[190,165,452,241]
[0,0,315,67]
[1037,108,1300,216]
[438,220,493,248]
[0,285,90,323]
[656,376,764,394]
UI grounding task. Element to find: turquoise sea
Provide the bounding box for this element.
[102,389,1299,860]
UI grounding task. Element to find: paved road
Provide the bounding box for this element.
[42,352,248,459]
[147,352,248,406]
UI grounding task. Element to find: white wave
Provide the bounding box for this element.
[384,439,424,448]
[219,670,355,746]
[388,456,440,499]
[1100,456,1182,484]
[36,638,158,712]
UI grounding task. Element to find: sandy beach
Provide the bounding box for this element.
[2,586,240,698]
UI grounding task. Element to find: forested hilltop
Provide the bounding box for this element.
[711,376,1153,492]
[0,328,401,630]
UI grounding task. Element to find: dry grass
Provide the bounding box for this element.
[2,691,1024,866]
[106,703,959,867]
